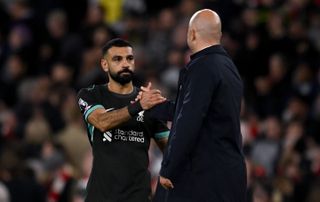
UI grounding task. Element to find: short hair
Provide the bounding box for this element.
[102,38,133,56]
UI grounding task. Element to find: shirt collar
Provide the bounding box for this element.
[189,44,226,61]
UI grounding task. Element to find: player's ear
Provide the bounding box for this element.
[101,58,109,72]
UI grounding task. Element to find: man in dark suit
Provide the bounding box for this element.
[140,9,247,202]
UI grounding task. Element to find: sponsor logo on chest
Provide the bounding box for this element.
[102,129,145,143]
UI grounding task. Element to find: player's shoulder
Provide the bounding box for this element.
[78,84,97,93]
[78,84,103,97]
[77,85,106,114]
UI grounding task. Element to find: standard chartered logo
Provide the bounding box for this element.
[103,131,112,142]
[113,129,145,143]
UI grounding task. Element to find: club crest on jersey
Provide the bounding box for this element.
[137,111,144,122]
[103,131,112,142]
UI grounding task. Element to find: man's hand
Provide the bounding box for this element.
[131,82,166,110]
[141,82,152,92]
[133,82,152,103]
[139,88,166,110]
[159,176,174,190]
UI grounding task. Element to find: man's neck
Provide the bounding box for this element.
[107,81,134,95]
[192,41,220,54]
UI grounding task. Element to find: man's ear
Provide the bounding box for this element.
[101,58,108,72]
[191,28,196,42]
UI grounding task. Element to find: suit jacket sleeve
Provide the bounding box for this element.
[147,100,175,121]
[160,60,220,180]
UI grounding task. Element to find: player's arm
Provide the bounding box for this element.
[87,107,131,132]
[155,138,168,153]
[87,89,166,132]
[152,120,170,153]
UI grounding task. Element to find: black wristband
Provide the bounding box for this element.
[128,101,143,117]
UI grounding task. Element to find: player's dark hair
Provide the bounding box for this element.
[102,38,132,56]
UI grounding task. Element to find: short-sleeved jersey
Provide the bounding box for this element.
[77,84,169,202]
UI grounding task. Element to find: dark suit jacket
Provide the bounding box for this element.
[150,45,247,202]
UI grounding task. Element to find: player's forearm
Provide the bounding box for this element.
[88,102,142,132]
[96,107,131,132]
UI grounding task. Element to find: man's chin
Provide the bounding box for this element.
[117,78,132,85]
[109,72,133,85]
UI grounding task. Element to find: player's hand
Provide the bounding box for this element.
[159,176,174,190]
[134,82,152,103]
[141,82,152,92]
[131,82,152,104]
[139,89,166,110]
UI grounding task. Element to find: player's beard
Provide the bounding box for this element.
[109,68,134,85]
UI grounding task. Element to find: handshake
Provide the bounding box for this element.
[133,82,167,110]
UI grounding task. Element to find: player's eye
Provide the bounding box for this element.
[127,55,134,61]
[112,56,122,62]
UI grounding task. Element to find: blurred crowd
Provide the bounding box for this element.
[0,0,320,201]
